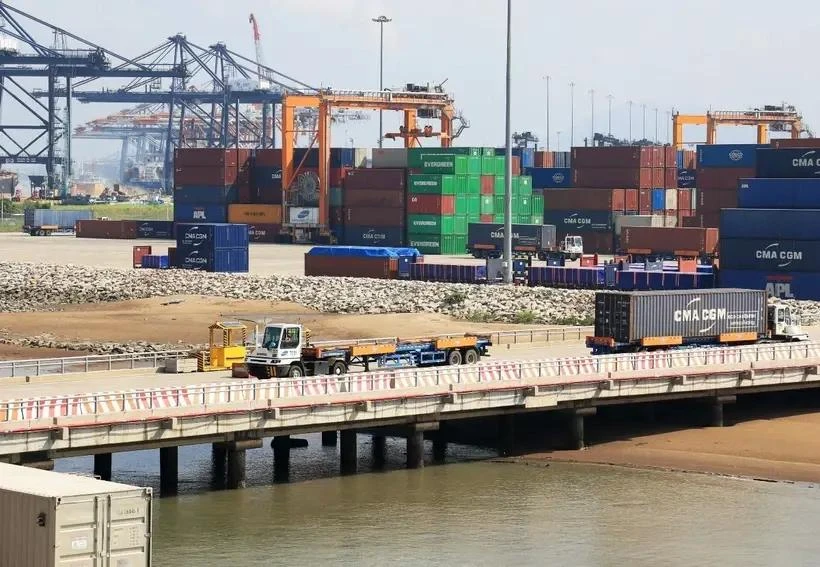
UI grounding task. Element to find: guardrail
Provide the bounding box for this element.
[3,341,819,423]
[0,350,190,378]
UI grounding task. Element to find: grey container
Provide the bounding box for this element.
[23,208,93,229]
[613,214,665,236]
[467,223,556,252]
[0,463,152,567]
[371,148,409,169]
[594,289,767,345]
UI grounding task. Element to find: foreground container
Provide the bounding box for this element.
[720,208,820,240]
[24,209,93,230]
[718,270,820,301]
[0,462,152,567]
[719,238,820,273]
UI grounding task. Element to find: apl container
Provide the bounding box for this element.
[0,463,152,567]
[755,148,820,178]
[738,178,820,209]
[173,204,228,224]
[696,144,768,168]
[719,238,820,272]
[720,208,820,240]
[718,270,820,300]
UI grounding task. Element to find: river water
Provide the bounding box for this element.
[55,434,820,567]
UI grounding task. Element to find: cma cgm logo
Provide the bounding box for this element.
[563,213,591,225]
[490,228,521,239]
[184,250,208,264]
[792,150,820,169]
[728,149,744,162]
[756,242,802,268]
[673,298,726,333]
[552,173,565,183]
[362,230,387,240]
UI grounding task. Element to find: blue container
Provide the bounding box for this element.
[174,204,228,224]
[176,246,249,272]
[697,144,767,168]
[307,246,421,258]
[292,148,355,168]
[176,223,249,248]
[677,169,696,189]
[141,255,170,269]
[651,188,665,212]
[251,166,282,189]
[719,238,820,273]
[675,150,684,169]
[738,178,820,209]
[542,210,613,232]
[755,148,820,178]
[719,270,820,300]
[720,209,820,240]
[174,185,237,205]
[136,221,174,239]
[341,225,405,247]
[526,167,572,188]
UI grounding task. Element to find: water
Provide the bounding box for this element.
[55,434,820,567]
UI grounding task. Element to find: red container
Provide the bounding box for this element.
[543,188,625,212]
[771,138,820,149]
[133,245,152,268]
[563,231,613,254]
[344,206,405,227]
[677,210,693,226]
[329,167,350,188]
[480,214,494,223]
[638,188,652,214]
[683,150,696,169]
[174,165,238,186]
[248,223,282,243]
[534,151,554,168]
[344,168,405,191]
[620,227,719,255]
[571,146,654,168]
[254,149,282,167]
[344,188,405,208]
[664,146,676,168]
[572,167,653,189]
[698,212,721,228]
[696,167,755,191]
[624,189,639,212]
[304,255,397,279]
[681,216,701,228]
[698,188,737,211]
[664,167,678,189]
[174,148,248,168]
[677,188,692,211]
[511,156,521,176]
[407,194,455,215]
[480,175,495,195]
[76,220,137,240]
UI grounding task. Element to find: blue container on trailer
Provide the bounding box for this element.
[341,225,405,247]
[651,188,665,212]
[526,167,572,188]
[176,223,249,248]
[738,178,820,209]
[755,148,820,178]
[542,210,614,232]
[173,185,238,205]
[697,144,767,168]
[719,270,820,301]
[173,204,228,224]
[719,238,820,273]
[720,209,820,240]
[136,221,174,239]
[677,169,696,188]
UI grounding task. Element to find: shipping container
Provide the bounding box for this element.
[24,209,93,230]
[696,144,768,168]
[174,203,228,224]
[345,168,406,191]
[75,219,138,239]
[571,146,654,168]
[699,188,737,211]
[720,208,820,240]
[411,263,488,284]
[756,148,820,178]
[287,147,355,169]
[407,194,454,215]
[0,462,152,567]
[614,213,664,236]
[664,167,677,189]
[467,223,556,254]
[534,150,554,168]
[248,223,282,243]
[407,174,454,195]
[177,246,249,272]
[572,167,654,189]
[542,188,625,211]
[577,231,615,254]
[253,148,282,167]
[718,270,820,301]
[173,185,237,205]
[738,178,820,209]
[371,148,408,168]
[480,175,494,195]
[665,188,678,210]
[136,220,174,239]
[406,233,467,255]
[770,137,820,149]
[329,206,344,228]
[330,187,344,208]
[289,207,320,225]
[345,206,405,227]
[406,214,466,235]
[175,147,248,168]
[720,238,820,272]
[342,225,405,247]
[344,189,405,208]
[251,166,282,189]
[228,204,282,224]
[526,167,572,189]
[542,209,614,232]
[678,188,693,211]
[696,167,755,191]
[304,254,397,279]
[465,174,481,195]
[651,188,665,212]
[593,289,767,345]
[620,226,719,255]
[664,146,677,169]
[174,165,238,186]
[176,223,249,248]
[677,168,696,188]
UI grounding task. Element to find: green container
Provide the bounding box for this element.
[453,175,468,195]
[407,214,455,234]
[511,176,520,195]
[466,156,482,175]
[407,147,481,169]
[454,214,468,236]
[530,215,544,225]
[493,214,505,223]
[481,155,496,175]
[532,193,544,216]
[494,176,505,195]
[493,195,505,213]
[416,154,463,174]
[482,147,496,157]
[467,194,481,216]
[494,156,506,176]
[466,175,481,195]
[516,196,532,216]
[480,195,494,215]
[407,233,462,255]
[518,175,533,196]
[408,174,455,195]
[515,214,530,224]
[468,213,481,223]
[455,194,469,215]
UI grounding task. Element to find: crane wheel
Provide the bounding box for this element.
[463,348,479,365]
[447,349,463,366]
[330,361,347,376]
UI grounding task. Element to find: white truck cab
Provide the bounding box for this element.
[768,302,808,342]
[245,324,307,377]
[561,235,583,260]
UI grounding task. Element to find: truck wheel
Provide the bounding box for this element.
[287,364,303,378]
[463,348,479,364]
[330,361,347,375]
[447,350,463,366]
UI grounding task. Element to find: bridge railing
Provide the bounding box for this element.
[0,350,190,378]
[2,341,819,423]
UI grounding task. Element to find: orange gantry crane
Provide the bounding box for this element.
[280,89,456,236]
[672,107,807,149]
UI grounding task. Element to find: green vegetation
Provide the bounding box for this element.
[553,315,595,326]
[0,200,173,232]
[464,310,494,323]
[442,290,468,306]
[512,310,538,324]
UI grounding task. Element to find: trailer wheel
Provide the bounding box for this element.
[287,364,304,378]
[463,348,479,365]
[330,361,347,376]
[447,349,463,366]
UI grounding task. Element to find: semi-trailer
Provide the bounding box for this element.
[467,222,583,260]
[586,288,807,355]
[23,209,93,236]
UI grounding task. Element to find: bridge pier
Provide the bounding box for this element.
[227,448,246,489]
[94,453,112,481]
[372,435,387,469]
[569,408,597,450]
[498,414,515,457]
[322,431,338,447]
[159,447,178,497]
[211,444,227,488]
[710,395,736,427]
[272,435,290,482]
[340,430,357,474]
[407,431,424,469]
[432,431,447,464]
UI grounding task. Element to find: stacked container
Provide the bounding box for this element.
[541,188,624,254]
[175,223,249,272]
[571,146,677,191]
[694,144,766,227]
[173,148,250,223]
[342,168,407,247]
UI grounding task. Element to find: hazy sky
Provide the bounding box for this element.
[9,0,820,170]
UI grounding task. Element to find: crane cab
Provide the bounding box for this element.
[767,303,808,342]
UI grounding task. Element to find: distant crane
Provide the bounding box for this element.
[248,13,269,88]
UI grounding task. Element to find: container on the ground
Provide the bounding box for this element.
[620,226,719,255]
[304,246,420,279]
[136,221,174,239]
[76,219,138,239]
[342,225,405,247]
[542,209,614,232]
[467,223,556,257]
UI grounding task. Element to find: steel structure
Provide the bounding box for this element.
[672,105,811,149]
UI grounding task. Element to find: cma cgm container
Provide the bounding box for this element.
[136,220,174,239]
[696,144,767,168]
[755,148,820,178]
[176,223,248,248]
[542,209,614,232]
[587,289,767,353]
[738,178,820,209]
[677,168,696,188]
[342,225,405,247]
[720,209,820,241]
[719,238,820,273]
[0,462,152,567]
[467,223,556,258]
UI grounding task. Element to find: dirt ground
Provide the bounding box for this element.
[520,412,820,484]
[0,295,553,354]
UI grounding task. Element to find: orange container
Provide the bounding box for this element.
[228,204,282,224]
[133,245,152,268]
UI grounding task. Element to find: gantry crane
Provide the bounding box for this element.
[672,105,809,149]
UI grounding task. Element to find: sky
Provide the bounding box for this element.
[7,0,820,176]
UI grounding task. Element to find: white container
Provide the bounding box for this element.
[613,214,664,236]
[289,207,319,225]
[665,188,678,210]
[371,148,408,169]
[164,357,198,373]
[0,463,152,567]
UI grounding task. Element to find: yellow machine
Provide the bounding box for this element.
[197,321,248,372]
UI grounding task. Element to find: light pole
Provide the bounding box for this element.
[556,130,562,152]
[372,15,391,149]
[628,100,633,141]
[543,75,550,151]
[607,94,614,135]
[503,0,513,283]
[569,82,576,148]
[666,110,672,144]
[654,107,659,143]
[642,104,647,140]
[589,88,595,142]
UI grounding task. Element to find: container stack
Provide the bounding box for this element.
[541,188,624,253]
[342,168,407,247]
[175,223,249,272]
[571,146,677,191]
[719,140,820,300]
[173,148,250,224]
[693,144,766,228]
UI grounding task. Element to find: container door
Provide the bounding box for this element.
[106,491,152,566]
[55,495,104,565]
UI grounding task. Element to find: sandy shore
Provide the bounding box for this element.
[514,412,820,484]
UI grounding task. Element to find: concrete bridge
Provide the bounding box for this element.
[1,341,819,495]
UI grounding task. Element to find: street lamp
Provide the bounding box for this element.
[372,15,391,149]
[654,107,659,143]
[607,94,614,136]
[556,130,562,152]
[503,0,513,284]
[543,75,550,151]
[627,100,634,142]
[569,82,575,147]
[589,88,595,142]
[642,104,647,140]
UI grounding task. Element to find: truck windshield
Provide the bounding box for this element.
[262,326,281,349]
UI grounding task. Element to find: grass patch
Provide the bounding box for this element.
[553,315,594,326]
[464,310,494,323]
[512,310,538,324]
[442,290,468,306]
[58,203,173,221]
